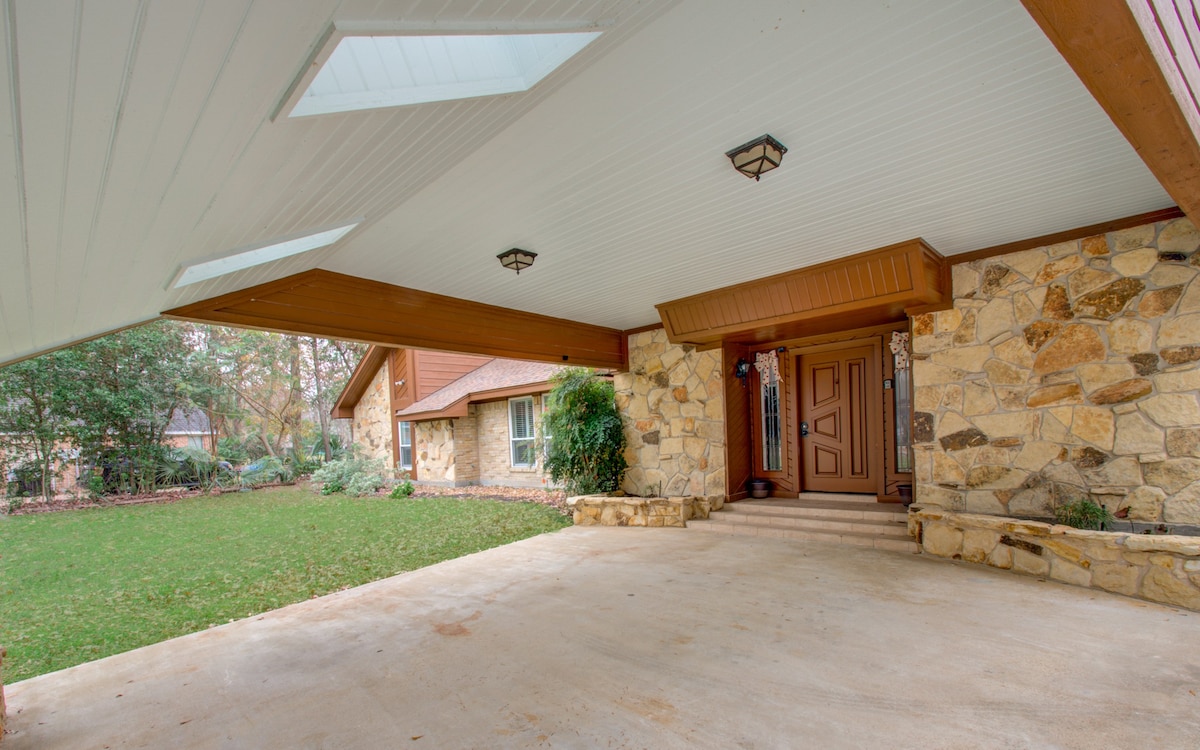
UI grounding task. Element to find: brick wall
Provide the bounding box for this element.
[476,397,553,488]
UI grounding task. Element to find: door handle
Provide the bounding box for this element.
[800,421,809,437]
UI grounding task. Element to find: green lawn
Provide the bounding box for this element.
[0,487,571,683]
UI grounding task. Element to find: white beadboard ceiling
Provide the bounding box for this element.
[0,0,1175,364]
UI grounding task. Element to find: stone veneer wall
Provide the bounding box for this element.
[351,360,393,466]
[614,329,726,500]
[912,218,1200,525]
[415,419,463,485]
[475,398,551,488]
[912,508,1200,611]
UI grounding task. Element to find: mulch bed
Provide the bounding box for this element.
[410,484,569,513]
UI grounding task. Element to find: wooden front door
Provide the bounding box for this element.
[798,343,879,493]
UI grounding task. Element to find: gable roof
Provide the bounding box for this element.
[331,346,391,419]
[1,2,1190,368]
[396,358,565,422]
[165,408,211,435]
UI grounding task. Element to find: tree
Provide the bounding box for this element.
[59,320,207,493]
[541,368,627,496]
[0,354,74,501]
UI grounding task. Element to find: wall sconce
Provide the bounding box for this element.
[734,358,751,384]
[497,248,537,274]
[725,134,787,181]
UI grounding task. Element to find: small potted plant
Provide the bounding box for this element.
[747,478,771,499]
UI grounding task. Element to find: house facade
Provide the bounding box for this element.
[334,347,567,488]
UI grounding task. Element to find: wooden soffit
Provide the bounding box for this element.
[165,270,627,370]
[1022,0,1200,221]
[655,239,948,347]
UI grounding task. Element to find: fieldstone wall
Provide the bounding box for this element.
[414,419,460,485]
[912,508,1200,611]
[614,329,726,502]
[568,494,716,527]
[351,361,393,466]
[912,218,1200,525]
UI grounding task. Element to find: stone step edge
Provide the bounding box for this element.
[689,519,919,552]
[730,502,907,518]
[702,515,912,537]
[717,507,908,524]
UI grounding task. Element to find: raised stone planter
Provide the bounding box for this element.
[910,507,1200,611]
[568,494,723,527]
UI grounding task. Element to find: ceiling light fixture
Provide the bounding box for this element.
[726,134,787,181]
[497,248,537,274]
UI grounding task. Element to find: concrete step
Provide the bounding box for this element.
[689,517,920,553]
[693,497,918,553]
[729,499,909,524]
[707,511,911,537]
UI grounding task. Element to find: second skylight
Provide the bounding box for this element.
[288,31,602,118]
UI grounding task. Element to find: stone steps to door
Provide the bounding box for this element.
[690,498,919,553]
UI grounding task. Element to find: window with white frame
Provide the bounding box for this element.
[398,421,413,470]
[509,397,535,467]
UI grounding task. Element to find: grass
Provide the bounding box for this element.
[0,486,571,683]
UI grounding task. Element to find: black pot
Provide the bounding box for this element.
[897,483,914,506]
[748,479,771,499]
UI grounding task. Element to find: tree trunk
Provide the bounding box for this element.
[309,337,333,461]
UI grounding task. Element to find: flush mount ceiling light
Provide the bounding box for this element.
[170,220,361,289]
[497,248,537,274]
[726,134,787,181]
[279,28,603,118]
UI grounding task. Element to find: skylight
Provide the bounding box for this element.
[286,32,602,118]
[172,220,360,288]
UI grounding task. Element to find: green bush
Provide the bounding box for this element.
[1054,498,1115,531]
[541,368,627,496]
[311,455,386,497]
[389,475,414,499]
[240,456,294,487]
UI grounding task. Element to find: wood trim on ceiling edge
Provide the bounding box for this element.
[164,269,627,370]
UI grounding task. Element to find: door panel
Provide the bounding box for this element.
[799,344,878,493]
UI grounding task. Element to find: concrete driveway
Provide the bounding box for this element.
[5,527,1200,749]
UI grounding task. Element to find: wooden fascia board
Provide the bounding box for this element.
[165,269,627,370]
[330,345,391,418]
[395,396,472,423]
[949,207,1184,265]
[394,381,554,422]
[464,381,555,404]
[1022,0,1200,220]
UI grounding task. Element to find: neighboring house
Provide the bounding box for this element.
[2,407,213,498]
[333,347,568,488]
[164,409,215,453]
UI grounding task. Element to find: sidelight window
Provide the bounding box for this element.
[760,358,782,472]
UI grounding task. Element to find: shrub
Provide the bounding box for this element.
[240,456,295,487]
[541,368,627,496]
[311,455,386,497]
[1055,498,1115,531]
[389,474,414,499]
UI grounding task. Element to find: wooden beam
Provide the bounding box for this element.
[655,239,947,347]
[164,270,626,370]
[1022,0,1200,220]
